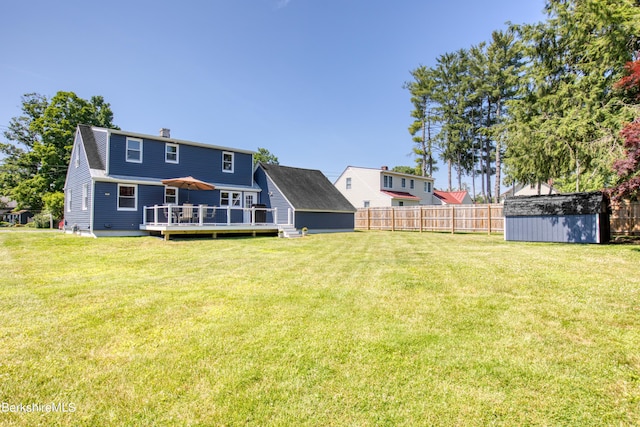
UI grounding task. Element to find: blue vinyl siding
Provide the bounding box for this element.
[505,214,600,243]
[295,212,354,231]
[93,182,165,230]
[254,166,292,224]
[64,132,92,232]
[108,134,253,186]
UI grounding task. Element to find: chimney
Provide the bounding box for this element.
[381,166,388,171]
[159,128,171,138]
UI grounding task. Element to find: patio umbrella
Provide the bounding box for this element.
[161,176,215,202]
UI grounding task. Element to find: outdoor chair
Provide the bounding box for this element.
[179,204,194,223]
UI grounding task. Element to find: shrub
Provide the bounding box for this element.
[31,213,54,229]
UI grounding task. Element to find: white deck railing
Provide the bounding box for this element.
[142,205,289,227]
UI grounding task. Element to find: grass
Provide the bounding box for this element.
[0,230,639,426]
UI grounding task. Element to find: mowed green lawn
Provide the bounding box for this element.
[1,230,639,426]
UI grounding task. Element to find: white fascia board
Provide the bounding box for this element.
[89,180,95,234]
[92,174,260,192]
[266,173,294,210]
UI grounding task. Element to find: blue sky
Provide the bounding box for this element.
[1,0,546,188]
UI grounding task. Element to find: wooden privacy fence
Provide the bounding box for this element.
[356,204,504,234]
[356,202,640,236]
[610,201,640,236]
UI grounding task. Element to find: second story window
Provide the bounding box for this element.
[383,175,393,189]
[401,178,406,188]
[346,177,352,189]
[222,152,234,173]
[424,181,432,192]
[410,179,414,189]
[126,138,142,163]
[165,143,179,164]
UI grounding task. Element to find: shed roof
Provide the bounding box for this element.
[259,163,356,212]
[503,192,609,217]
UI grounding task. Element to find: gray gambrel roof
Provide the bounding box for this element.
[259,163,356,212]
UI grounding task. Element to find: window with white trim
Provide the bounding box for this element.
[410,179,414,189]
[67,189,72,212]
[222,152,234,173]
[383,175,393,189]
[401,178,406,188]
[117,184,137,210]
[82,184,88,211]
[75,150,80,168]
[424,181,431,192]
[364,201,370,208]
[126,138,143,163]
[165,187,178,204]
[220,191,241,206]
[165,143,179,163]
[346,177,352,189]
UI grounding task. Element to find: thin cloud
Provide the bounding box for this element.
[276,0,292,9]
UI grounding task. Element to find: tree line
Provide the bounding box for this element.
[405,0,640,202]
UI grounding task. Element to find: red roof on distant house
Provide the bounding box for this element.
[381,191,421,200]
[433,190,469,204]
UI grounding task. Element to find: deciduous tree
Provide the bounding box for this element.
[0,92,118,210]
[609,59,640,201]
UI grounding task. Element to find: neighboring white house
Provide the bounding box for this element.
[334,166,436,208]
[500,182,557,202]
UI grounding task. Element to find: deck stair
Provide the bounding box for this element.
[279,225,302,238]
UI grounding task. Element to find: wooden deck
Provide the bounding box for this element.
[140,205,286,240]
[140,223,279,240]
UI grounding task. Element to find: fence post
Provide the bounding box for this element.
[451,205,455,234]
[487,204,492,235]
[420,206,423,233]
[367,208,371,230]
[391,207,395,232]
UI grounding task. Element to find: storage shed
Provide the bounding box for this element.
[504,192,610,244]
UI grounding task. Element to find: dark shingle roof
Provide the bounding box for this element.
[78,124,105,170]
[260,163,356,212]
[503,192,609,216]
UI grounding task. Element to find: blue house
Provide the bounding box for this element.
[64,125,271,238]
[63,125,354,238]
